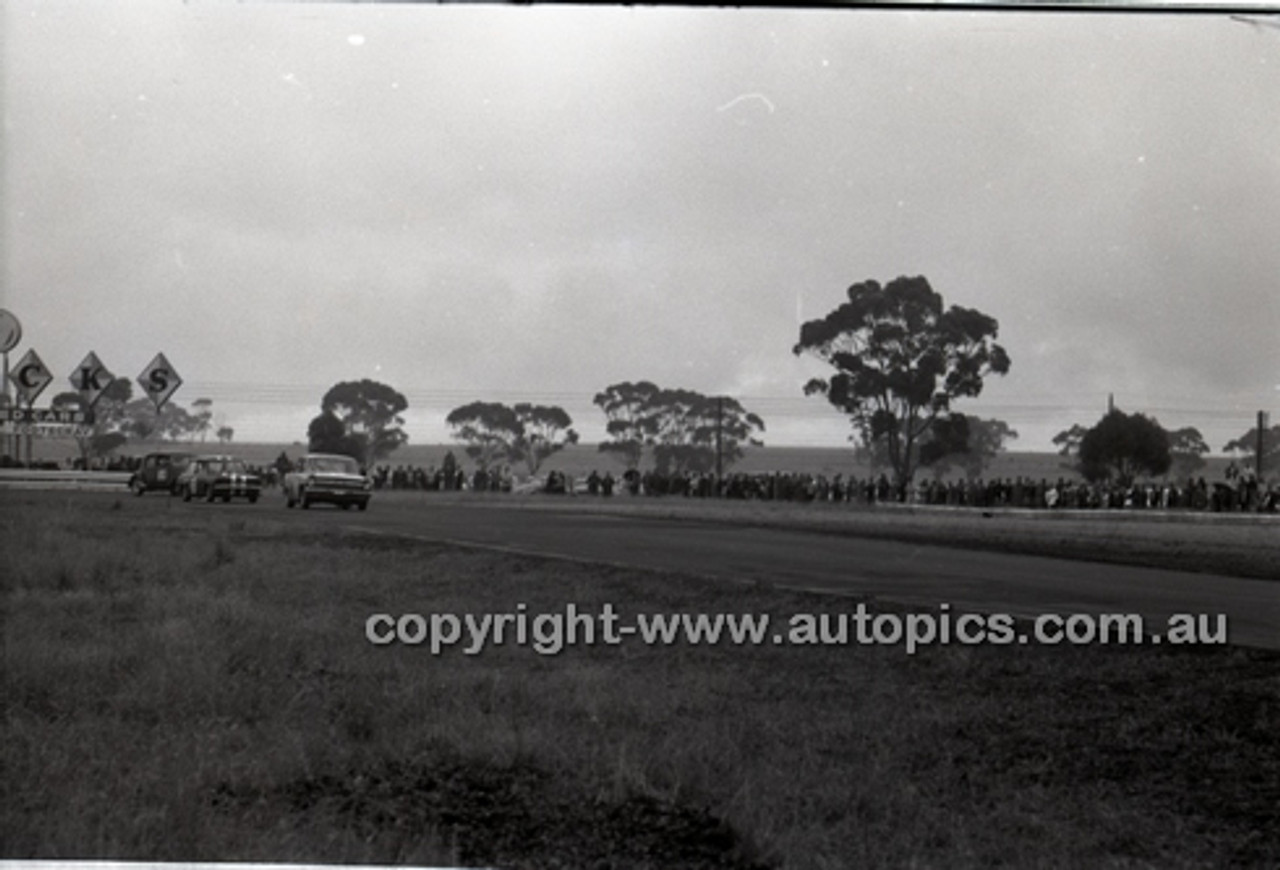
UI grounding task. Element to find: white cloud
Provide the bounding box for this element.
[4,4,1276,450]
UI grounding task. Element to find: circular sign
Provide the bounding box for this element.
[0,309,21,353]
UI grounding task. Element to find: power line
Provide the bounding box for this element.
[180,381,1269,409]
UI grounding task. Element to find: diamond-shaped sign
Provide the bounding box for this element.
[136,352,183,411]
[69,351,115,408]
[7,348,53,407]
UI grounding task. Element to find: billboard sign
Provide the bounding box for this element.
[69,351,115,408]
[136,353,182,410]
[7,348,53,407]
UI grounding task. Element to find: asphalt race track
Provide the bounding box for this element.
[268,496,1279,650]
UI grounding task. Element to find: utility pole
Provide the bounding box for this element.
[1,351,10,461]
[0,308,21,462]
[1259,410,1269,481]
[715,395,723,497]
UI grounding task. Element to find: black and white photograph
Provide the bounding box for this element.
[2,0,1278,867]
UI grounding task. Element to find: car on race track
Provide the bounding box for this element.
[283,453,372,510]
[127,451,194,496]
[176,455,262,503]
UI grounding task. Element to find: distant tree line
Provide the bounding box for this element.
[1053,412,1277,487]
[47,382,232,468]
[293,273,1267,494]
[592,382,764,475]
[437,387,767,479]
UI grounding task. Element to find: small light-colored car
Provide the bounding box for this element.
[127,451,194,496]
[177,455,262,504]
[283,453,372,510]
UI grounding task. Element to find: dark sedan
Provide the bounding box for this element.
[177,455,262,504]
[127,451,194,496]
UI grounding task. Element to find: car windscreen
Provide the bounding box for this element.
[311,458,359,474]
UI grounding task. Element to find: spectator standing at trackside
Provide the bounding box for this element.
[274,451,292,487]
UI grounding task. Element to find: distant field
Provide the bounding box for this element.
[27,439,1243,483]
[3,492,1278,868]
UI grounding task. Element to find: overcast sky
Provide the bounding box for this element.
[3,1,1277,452]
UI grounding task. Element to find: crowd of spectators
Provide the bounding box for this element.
[361,461,1278,512]
[369,464,514,493]
[3,452,1276,513]
[1,454,140,472]
[0,452,284,486]
[589,467,1278,513]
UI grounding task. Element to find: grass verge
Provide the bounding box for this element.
[2,494,1277,868]
[400,491,1280,581]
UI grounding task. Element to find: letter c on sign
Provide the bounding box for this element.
[366,614,396,645]
[18,364,43,388]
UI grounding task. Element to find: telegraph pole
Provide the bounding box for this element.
[715,395,723,497]
[0,309,24,462]
[1,349,9,461]
[1259,410,1269,481]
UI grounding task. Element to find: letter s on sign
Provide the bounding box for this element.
[148,368,171,393]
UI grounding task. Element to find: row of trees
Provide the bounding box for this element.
[299,275,1268,490]
[791,275,1271,489]
[592,383,764,475]
[301,278,980,478]
[1053,413,1279,485]
[303,380,766,479]
[48,381,233,466]
[23,266,1263,493]
[854,415,1019,481]
[440,385,765,479]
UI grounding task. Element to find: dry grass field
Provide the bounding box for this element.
[3,490,1278,868]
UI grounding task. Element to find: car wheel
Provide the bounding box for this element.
[206,486,216,503]
[357,500,369,512]
[300,489,310,510]
[341,502,352,511]
[285,492,295,508]
[249,493,259,504]
[182,485,192,502]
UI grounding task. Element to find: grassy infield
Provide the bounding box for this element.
[2,492,1278,869]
